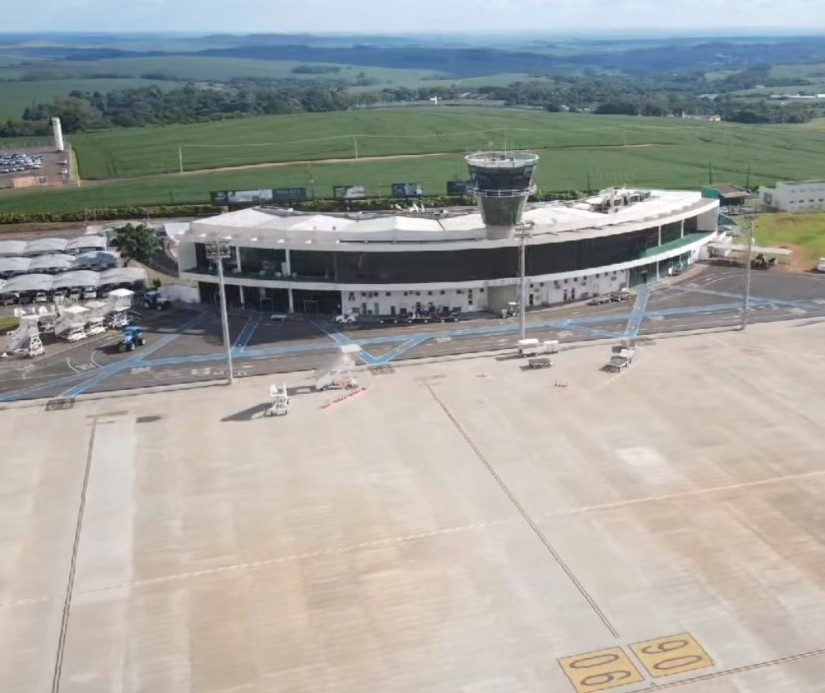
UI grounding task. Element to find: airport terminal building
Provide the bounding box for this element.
[178,152,720,316]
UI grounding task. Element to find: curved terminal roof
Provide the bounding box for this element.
[187,189,716,248]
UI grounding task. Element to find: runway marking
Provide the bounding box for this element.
[77,518,515,595]
[0,595,51,608]
[559,647,644,692]
[630,633,712,679]
[653,646,825,690]
[544,469,825,518]
[425,382,620,639]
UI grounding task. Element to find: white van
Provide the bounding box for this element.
[817,258,825,273]
[517,338,559,358]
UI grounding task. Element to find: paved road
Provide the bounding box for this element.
[1,266,823,403]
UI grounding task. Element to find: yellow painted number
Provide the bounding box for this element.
[631,633,713,678]
[559,648,644,693]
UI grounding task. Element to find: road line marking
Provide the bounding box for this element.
[545,469,825,517]
[77,518,516,594]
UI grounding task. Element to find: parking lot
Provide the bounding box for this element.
[2,318,825,692]
[1,264,824,403]
[0,146,70,187]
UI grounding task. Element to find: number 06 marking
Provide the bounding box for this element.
[559,647,643,692]
[631,633,714,679]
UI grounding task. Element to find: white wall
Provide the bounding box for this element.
[159,284,199,303]
[765,182,825,212]
[530,271,627,306]
[341,287,486,315]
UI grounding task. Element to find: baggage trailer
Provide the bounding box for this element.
[517,338,559,358]
[527,357,552,369]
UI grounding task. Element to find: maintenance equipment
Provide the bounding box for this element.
[143,290,171,311]
[264,383,290,417]
[119,325,146,352]
[517,338,559,358]
[4,315,44,358]
[315,344,360,391]
[527,357,552,369]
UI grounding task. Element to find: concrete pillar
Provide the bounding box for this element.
[680,219,685,238]
[284,248,291,278]
[288,288,295,313]
[235,245,242,272]
[658,225,662,246]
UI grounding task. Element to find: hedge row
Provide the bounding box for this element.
[0,191,586,225]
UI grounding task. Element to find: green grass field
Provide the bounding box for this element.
[754,212,825,264]
[7,108,825,214]
[69,107,820,180]
[0,78,185,120]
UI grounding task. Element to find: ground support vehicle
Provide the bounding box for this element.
[265,384,290,416]
[499,302,518,318]
[527,357,552,369]
[607,345,636,372]
[143,291,171,310]
[517,338,559,358]
[751,254,777,270]
[118,326,146,352]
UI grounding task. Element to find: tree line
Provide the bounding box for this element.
[0,65,819,138]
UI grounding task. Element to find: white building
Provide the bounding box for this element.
[177,187,719,316]
[759,180,825,212]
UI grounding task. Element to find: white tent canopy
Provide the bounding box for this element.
[0,257,33,275]
[28,254,75,273]
[1,274,54,293]
[0,240,27,257]
[51,270,101,290]
[99,267,146,285]
[23,238,69,256]
[65,235,107,253]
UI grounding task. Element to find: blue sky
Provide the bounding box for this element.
[6,0,825,34]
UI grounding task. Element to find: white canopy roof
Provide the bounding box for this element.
[23,238,69,256]
[28,254,75,271]
[65,235,107,253]
[0,240,27,257]
[0,257,33,273]
[1,274,54,293]
[51,270,101,290]
[99,267,146,285]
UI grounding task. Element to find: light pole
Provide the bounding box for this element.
[516,221,534,341]
[205,237,234,384]
[740,212,755,331]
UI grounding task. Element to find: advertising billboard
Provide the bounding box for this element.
[271,187,308,203]
[333,185,368,200]
[391,182,424,198]
[447,180,473,195]
[211,187,308,206]
[210,189,273,206]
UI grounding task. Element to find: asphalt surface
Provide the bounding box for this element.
[1,265,824,403]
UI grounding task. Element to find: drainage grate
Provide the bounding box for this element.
[136,415,162,424]
[46,398,75,411]
[369,366,395,375]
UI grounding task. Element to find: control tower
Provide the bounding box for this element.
[465,151,539,240]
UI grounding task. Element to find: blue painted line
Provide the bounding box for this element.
[669,285,825,311]
[625,285,651,338]
[232,315,260,355]
[372,333,432,365]
[306,317,382,366]
[63,314,205,398]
